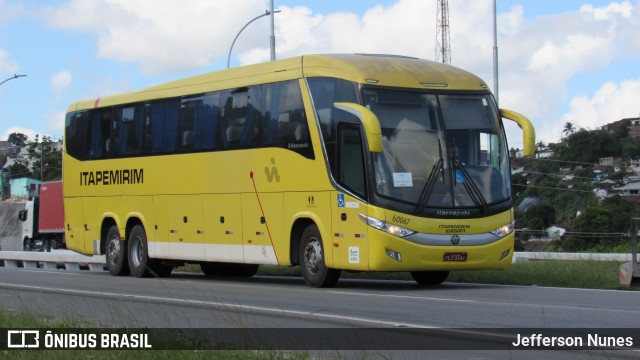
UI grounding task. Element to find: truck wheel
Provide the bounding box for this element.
[105,225,130,276]
[299,224,340,288]
[23,238,31,251]
[128,224,151,278]
[410,271,449,286]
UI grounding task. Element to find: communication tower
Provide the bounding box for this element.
[435,0,451,64]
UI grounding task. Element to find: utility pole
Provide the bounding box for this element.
[435,0,451,64]
[270,0,276,61]
[493,0,499,105]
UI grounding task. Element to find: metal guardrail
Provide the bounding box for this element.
[0,250,633,270]
[0,250,105,271]
[512,252,631,262]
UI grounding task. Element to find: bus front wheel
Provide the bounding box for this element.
[410,271,449,286]
[299,224,340,288]
[105,225,130,276]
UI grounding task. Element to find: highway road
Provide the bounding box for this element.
[0,266,639,359]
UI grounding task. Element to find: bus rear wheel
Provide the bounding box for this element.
[127,224,172,278]
[128,224,152,278]
[299,224,340,288]
[105,225,130,276]
[410,271,449,286]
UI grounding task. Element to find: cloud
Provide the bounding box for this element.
[44,111,66,136]
[561,78,640,131]
[2,126,38,142]
[0,0,25,26]
[51,70,72,97]
[44,0,267,74]
[0,48,19,78]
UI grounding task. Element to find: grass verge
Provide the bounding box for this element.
[245,260,631,290]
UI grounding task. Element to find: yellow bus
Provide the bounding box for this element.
[63,54,534,287]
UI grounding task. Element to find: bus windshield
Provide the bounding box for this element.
[363,89,511,210]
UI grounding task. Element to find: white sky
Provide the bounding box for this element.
[0,0,639,150]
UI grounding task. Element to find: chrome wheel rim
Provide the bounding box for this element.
[303,238,323,274]
[107,237,121,265]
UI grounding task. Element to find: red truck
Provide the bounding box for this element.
[18,180,66,251]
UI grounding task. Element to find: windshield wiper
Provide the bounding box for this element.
[454,160,489,212]
[415,139,445,213]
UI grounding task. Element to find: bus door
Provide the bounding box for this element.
[331,124,369,270]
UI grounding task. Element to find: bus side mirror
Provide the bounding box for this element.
[500,109,536,157]
[333,102,383,153]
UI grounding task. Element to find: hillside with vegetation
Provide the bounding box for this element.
[513,121,640,252]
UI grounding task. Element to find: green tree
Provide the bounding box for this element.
[562,122,576,138]
[7,158,32,179]
[7,132,28,147]
[564,196,637,251]
[557,129,619,164]
[27,135,62,181]
[524,204,556,229]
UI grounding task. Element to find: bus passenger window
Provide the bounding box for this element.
[117,105,143,156]
[148,99,180,154]
[65,111,88,161]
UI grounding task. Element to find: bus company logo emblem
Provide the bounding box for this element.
[451,235,461,245]
[264,158,280,183]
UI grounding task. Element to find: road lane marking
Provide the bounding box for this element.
[0,282,433,328]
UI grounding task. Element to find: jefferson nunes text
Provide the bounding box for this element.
[80,169,143,186]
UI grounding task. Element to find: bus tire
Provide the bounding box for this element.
[299,224,340,288]
[230,264,259,277]
[105,225,130,276]
[201,262,224,277]
[410,271,449,286]
[128,224,151,278]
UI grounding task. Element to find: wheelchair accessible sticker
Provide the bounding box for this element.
[338,193,359,208]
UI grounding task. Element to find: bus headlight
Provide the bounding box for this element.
[490,222,515,238]
[358,213,416,238]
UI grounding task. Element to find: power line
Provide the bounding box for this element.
[512,184,596,193]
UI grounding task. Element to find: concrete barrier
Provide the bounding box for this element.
[0,250,105,271]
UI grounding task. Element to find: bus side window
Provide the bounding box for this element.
[87,110,105,159]
[148,98,180,154]
[193,92,219,151]
[117,105,144,156]
[65,111,89,161]
[220,87,262,149]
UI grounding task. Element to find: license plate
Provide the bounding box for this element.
[443,252,468,262]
